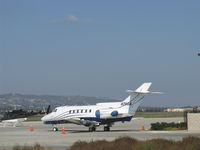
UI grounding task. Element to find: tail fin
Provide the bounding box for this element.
[121,82,161,115]
[136,82,152,92]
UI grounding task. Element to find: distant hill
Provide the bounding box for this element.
[0,93,119,110]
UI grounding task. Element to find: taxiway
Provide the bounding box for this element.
[0,118,200,150]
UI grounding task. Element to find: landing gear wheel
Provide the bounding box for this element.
[53,127,58,132]
[104,126,110,131]
[89,126,96,132]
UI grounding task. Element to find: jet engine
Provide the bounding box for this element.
[95,110,119,119]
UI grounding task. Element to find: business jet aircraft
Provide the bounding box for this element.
[41,82,161,132]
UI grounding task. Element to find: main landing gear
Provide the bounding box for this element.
[104,126,110,131]
[88,125,111,132]
[89,126,96,132]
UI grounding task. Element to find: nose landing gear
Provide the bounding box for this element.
[53,127,58,131]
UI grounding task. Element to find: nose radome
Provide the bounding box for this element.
[41,116,46,121]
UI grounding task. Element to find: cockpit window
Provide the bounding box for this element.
[52,109,57,112]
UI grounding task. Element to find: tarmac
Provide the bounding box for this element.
[0,118,200,150]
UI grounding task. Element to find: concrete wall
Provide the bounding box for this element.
[187,113,200,131]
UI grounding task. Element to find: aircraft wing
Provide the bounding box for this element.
[65,117,100,126]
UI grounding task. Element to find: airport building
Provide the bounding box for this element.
[164,107,195,112]
[187,113,200,131]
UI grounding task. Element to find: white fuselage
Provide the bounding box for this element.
[42,103,132,125]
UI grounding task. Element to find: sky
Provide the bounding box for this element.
[0,0,200,107]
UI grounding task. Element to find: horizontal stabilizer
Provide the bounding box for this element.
[126,82,162,95]
[127,90,162,94]
[148,92,163,94]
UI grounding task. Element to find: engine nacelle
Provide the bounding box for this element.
[95,110,119,119]
[111,110,118,116]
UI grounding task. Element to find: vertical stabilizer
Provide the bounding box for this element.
[135,82,152,93]
[121,82,160,115]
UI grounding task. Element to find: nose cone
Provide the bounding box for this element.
[41,113,52,121]
[41,115,47,121]
[41,114,54,124]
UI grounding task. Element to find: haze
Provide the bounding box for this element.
[0,1,200,107]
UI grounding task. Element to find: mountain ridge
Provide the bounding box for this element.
[0,93,119,110]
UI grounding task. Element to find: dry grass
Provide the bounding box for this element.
[68,136,200,150]
[0,144,52,150]
[1,137,200,150]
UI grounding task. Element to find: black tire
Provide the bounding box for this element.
[89,126,96,132]
[89,127,93,132]
[92,127,96,131]
[53,127,58,132]
[104,126,110,131]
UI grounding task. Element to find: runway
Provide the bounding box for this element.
[0,118,200,150]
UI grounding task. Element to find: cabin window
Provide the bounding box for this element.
[85,109,87,113]
[69,110,71,114]
[73,110,75,113]
[81,110,83,113]
[89,109,91,113]
[77,110,79,113]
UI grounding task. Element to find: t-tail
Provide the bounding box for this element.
[121,82,162,115]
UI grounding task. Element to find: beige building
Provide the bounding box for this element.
[187,113,200,131]
[164,108,194,112]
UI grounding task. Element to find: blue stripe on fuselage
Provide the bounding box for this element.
[43,116,132,125]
